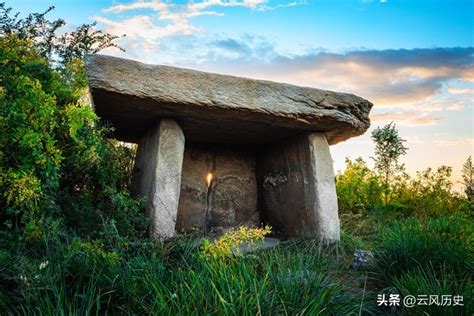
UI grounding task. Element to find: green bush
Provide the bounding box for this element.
[0,32,146,240]
[336,157,383,214]
[1,4,472,315]
[337,157,467,218]
[388,166,463,217]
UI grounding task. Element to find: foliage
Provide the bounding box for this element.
[373,214,473,315]
[0,6,145,240]
[0,3,124,65]
[0,35,63,235]
[200,226,272,259]
[371,122,408,205]
[337,157,464,218]
[401,166,461,216]
[334,139,473,314]
[0,234,367,315]
[1,4,472,315]
[374,214,472,280]
[391,265,472,315]
[336,157,383,214]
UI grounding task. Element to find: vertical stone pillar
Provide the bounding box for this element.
[257,133,340,241]
[132,119,185,238]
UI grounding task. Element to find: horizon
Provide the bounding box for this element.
[9,0,474,188]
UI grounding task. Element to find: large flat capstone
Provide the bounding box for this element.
[85,54,373,145]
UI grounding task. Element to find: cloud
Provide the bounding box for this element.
[207,35,277,60]
[361,0,388,4]
[94,14,200,55]
[435,138,474,147]
[212,38,253,55]
[94,4,472,127]
[103,1,169,13]
[99,0,304,36]
[184,0,304,12]
[407,115,442,126]
[95,15,198,41]
[182,44,473,110]
[370,110,442,126]
[423,98,471,111]
[96,0,303,59]
[447,87,474,95]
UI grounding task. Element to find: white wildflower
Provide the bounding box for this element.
[19,273,29,285]
[39,259,49,270]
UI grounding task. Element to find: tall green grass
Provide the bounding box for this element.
[373,213,473,315]
[375,213,472,280]
[392,265,472,315]
[0,236,367,315]
[1,213,472,314]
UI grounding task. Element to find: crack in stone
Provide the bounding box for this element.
[156,195,176,224]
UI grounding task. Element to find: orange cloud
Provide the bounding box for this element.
[183,46,473,110]
[370,110,441,126]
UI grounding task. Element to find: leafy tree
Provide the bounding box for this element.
[406,166,458,216]
[371,122,408,206]
[0,3,124,65]
[462,156,473,201]
[0,4,145,240]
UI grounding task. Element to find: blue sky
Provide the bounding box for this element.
[11,0,474,50]
[8,0,474,185]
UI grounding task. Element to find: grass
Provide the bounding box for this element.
[374,213,472,280]
[371,213,473,315]
[0,212,472,315]
[390,265,472,315]
[0,232,367,315]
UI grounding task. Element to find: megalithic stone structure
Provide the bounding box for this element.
[85,54,373,241]
[258,133,339,239]
[132,119,185,238]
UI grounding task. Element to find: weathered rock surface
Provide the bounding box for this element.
[257,133,340,240]
[176,144,259,233]
[351,250,374,270]
[131,119,185,238]
[85,54,373,145]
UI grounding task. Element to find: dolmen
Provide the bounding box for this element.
[85,54,373,241]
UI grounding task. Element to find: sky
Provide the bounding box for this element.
[9,0,474,187]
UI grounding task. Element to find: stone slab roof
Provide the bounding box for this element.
[85,54,373,145]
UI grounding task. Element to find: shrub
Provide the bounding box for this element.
[0,23,146,239]
[381,166,463,217]
[337,157,467,218]
[336,157,383,214]
[200,226,272,259]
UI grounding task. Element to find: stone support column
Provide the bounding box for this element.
[257,133,340,241]
[132,119,185,238]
